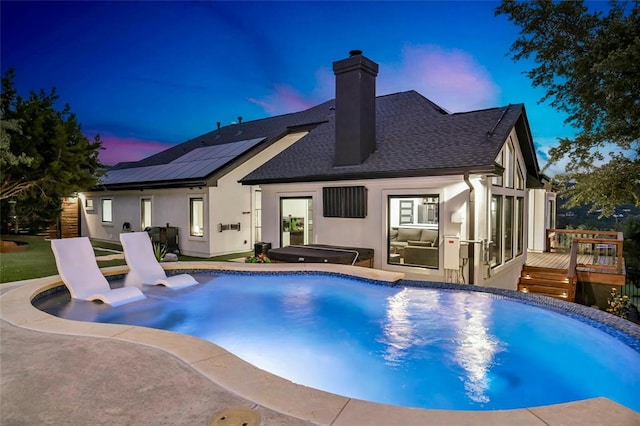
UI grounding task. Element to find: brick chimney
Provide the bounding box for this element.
[332,50,379,166]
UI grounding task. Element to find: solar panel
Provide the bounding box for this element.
[103,137,266,185]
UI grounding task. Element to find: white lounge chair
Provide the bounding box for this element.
[50,237,146,306]
[119,232,198,289]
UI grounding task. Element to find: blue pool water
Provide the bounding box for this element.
[38,272,640,411]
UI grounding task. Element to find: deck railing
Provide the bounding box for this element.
[546,229,624,273]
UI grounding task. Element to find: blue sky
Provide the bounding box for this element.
[2,1,581,170]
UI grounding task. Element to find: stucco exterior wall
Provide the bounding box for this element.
[527,188,556,253]
[80,188,211,255]
[80,131,309,258]
[528,188,547,253]
[259,175,473,282]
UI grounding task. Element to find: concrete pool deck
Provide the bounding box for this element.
[1,262,639,425]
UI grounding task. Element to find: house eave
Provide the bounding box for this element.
[97,179,208,191]
[241,165,499,185]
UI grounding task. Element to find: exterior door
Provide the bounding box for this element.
[280,197,313,247]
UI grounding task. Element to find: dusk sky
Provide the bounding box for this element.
[2,1,596,171]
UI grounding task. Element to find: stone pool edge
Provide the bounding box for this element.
[1,261,638,425]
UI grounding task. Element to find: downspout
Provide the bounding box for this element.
[464,172,475,284]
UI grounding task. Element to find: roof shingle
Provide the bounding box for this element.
[241,90,533,184]
[102,89,538,189]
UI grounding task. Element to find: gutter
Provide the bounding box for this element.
[241,165,500,186]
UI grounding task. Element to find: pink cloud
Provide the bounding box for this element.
[93,133,171,166]
[378,44,500,112]
[248,83,318,116]
[249,45,500,117]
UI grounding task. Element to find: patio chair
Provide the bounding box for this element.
[119,232,198,289]
[50,237,146,306]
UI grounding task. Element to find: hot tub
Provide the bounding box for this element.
[267,244,374,267]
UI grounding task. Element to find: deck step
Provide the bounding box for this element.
[522,265,569,275]
[519,276,569,287]
[519,266,575,301]
[518,283,570,299]
[521,270,568,281]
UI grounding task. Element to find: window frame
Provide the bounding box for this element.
[280,196,313,247]
[189,196,205,237]
[492,148,504,187]
[504,196,514,262]
[505,139,515,189]
[387,194,440,270]
[516,160,524,190]
[101,198,113,224]
[516,197,524,256]
[140,197,152,230]
[254,189,262,243]
[490,194,502,268]
[490,134,527,268]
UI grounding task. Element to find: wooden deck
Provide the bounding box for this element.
[526,252,588,269]
[526,251,626,286]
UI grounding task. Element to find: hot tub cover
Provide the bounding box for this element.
[267,245,373,265]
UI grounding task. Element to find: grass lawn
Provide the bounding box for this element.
[0,235,252,283]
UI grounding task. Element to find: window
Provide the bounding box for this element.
[493,149,504,186]
[85,198,94,211]
[491,193,525,266]
[516,197,524,256]
[388,195,439,269]
[141,198,152,230]
[101,199,112,223]
[190,197,204,237]
[506,140,515,188]
[504,196,514,262]
[516,161,524,190]
[255,190,262,242]
[491,136,527,266]
[490,195,502,267]
[548,199,556,229]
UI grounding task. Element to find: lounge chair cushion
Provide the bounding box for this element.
[119,232,198,289]
[51,237,145,306]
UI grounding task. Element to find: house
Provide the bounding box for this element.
[240,51,550,288]
[81,50,551,290]
[80,102,333,257]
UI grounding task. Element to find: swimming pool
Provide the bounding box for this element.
[35,271,640,412]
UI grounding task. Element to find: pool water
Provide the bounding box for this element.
[38,272,640,411]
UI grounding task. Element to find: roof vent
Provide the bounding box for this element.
[349,49,363,57]
[216,121,221,130]
[238,116,243,124]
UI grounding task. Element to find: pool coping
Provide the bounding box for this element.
[1,261,639,425]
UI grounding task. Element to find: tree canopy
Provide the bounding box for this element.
[1,69,104,231]
[496,0,640,216]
